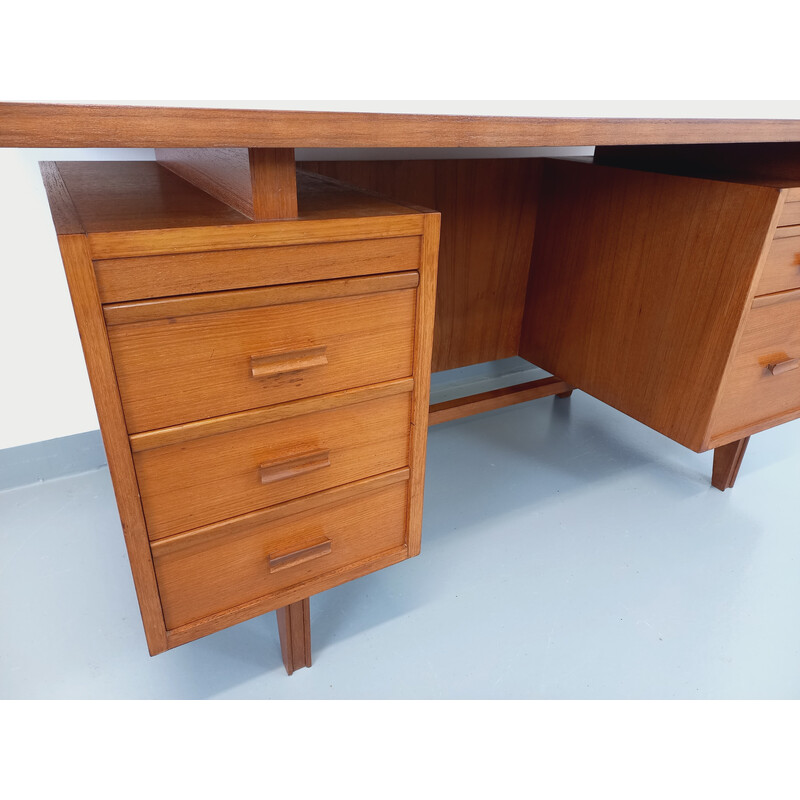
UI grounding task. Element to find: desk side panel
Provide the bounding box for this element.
[519,159,779,452]
[57,235,168,654]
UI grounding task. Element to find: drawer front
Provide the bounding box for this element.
[778,201,800,228]
[94,237,422,303]
[712,291,800,441]
[135,389,412,540]
[756,229,800,295]
[152,479,409,630]
[107,276,417,433]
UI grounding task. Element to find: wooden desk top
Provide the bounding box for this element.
[3,102,800,148]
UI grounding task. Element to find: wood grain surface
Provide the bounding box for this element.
[711,438,750,490]
[9,102,800,147]
[302,159,539,371]
[135,390,412,540]
[276,599,312,675]
[44,161,420,232]
[756,228,800,294]
[128,379,413,453]
[56,235,168,654]
[152,480,408,629]
[778,202,800,227]
[710,289,800,445]
[107,283,416,432]
[88,213,425,260]
[150,468,409,558]
[428,377,571,425]
[40,157,436,661]
[165,545,408,649]
[155,147,298,220]
[520,158,780,452]
[102,271,418,325]
[406,212,440,557]
[94,236,422,303]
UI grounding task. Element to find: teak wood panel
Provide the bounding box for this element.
[710,291,800,445]
[756,229,800,295]
[12,103,800,147]
[50,160,249,233]
[153,469,409,556]
[134,390,412,540]
[519,159,781,452]
[166,546,408,649]
[106,282,417,433]
[155,147,298,220]
[45,163,420,236]
[301,159,540,371]
[406,213,440,557]
[158,470,410,647]
[41,162,427,260]
[55,235,168,655]
[86,214,425,261]
[152,480,408,630]
[93,237,422,303]
[40,158,439,659]
[39,162,84,234]
[128,379,413,453]
[103,272,418,325]
[778,202,800,227]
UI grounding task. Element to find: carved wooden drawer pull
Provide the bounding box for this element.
[250,346,328,378]
[268,540,333,573]
[767,358,799,376]
[259,449,331,484]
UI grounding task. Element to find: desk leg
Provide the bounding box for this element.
[711,437,750,491]
[556,389,573,399]
[276,598,312,675]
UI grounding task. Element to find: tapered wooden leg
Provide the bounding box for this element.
[276,598,312,675]
[556,389,574,399]
[711,437,750,491]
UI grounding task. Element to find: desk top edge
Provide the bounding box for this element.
[4,102,800,148]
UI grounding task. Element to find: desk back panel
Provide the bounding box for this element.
[300,159,540,372]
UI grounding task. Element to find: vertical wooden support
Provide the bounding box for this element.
[249,148,298,219]
[556,389,574,399]
[711,437,750,490]
[155,147,297,220]
[276,598,312,675]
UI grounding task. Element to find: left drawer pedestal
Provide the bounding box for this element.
[41,160,439,670]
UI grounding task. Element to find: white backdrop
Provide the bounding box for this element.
[0,148,154,449]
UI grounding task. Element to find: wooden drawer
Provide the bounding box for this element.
[105,273,418,433]
[711,289,800,442]
[778,201,800,228]
[756,228,800,295]
[151,474,409,630]
[133,383,412,540]
[94,237,422,303]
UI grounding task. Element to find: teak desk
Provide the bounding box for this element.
[3,103,800,675]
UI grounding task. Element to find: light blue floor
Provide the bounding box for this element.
[2,362,800,699]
